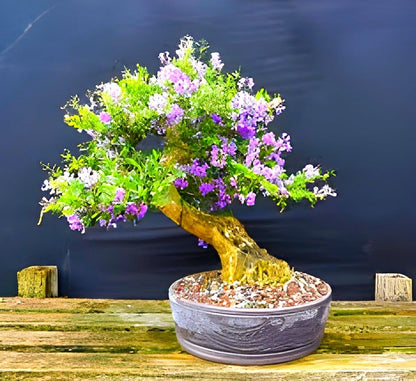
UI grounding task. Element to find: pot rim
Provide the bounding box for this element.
[169,270,332,315]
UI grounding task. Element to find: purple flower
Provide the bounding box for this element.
[174,78,200,95]
[236,114,257,139]
[157,64,183,84]
[262,132,276,146]
[210,178,232,211]
[254,98,269,121]
[276,178,289,196]
[245,137,260,166]
[229,142,237,156]
[211,114,222,124]
[99,219,107,227]
[237,122,256,139]
[113,188,125,203]
[246,192,256,206]
[99,111,112,124]
[166,104,184,125]
[199,182,215,196]
[275,104,286,116]
[238,77,255,91]
[277,133,292,152]
[269,96,286,116]
[137,203,148,219]
[174,178,189,190]
[191,59,207,79]
[210,52,224,71]
[231,91,253,111]
[188,159,209,177]
[67,214,85,233]
[214,196,231,210]
[252,163,266,176]
[125,203,139,215]
[221,138,237,157]
[209,145,226,168]
[198,238,208,249]
[232,91,271,133]
[157,64,199,95]
[116,214,126,222]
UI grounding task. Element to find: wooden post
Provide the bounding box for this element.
[17,266,58,298]
[375,273,412,302]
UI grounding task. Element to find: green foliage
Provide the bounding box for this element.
[39,35,335,233]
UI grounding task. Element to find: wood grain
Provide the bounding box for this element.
[0,298,415,380]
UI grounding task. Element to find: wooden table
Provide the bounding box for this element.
[0,298,415,380]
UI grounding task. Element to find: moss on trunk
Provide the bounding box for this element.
[158,186,292,286]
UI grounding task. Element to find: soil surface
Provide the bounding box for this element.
[171,271,330,309]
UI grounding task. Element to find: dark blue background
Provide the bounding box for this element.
[1,0,415,300]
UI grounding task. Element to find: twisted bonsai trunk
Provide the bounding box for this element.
[158,185,292,286]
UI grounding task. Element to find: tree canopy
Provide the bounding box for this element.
[39,36,335,237]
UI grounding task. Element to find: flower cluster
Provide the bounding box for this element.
[98,187,148,229]
[39,35,335,238]
[157,64,200,96]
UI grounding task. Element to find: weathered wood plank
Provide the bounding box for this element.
[16,266,58,298]
[375,273,413,301]
[0,298,171,313]
[0,298,415,380]
[0,353,415,380]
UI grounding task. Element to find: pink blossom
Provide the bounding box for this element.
[99,111,112,124]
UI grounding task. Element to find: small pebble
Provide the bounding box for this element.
[173,271,329,309]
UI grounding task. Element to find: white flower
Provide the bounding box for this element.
[268,96,286,116]
[96,136,111,149]
[284,174,295,186]
[41,179,51,192]
[39,196,56,207]
[158,51,171,65]
[89,96,97,110]
[210,52,224,71]
[148,93,169,114]
[84,129,96,138]
[237,77,254,91]
[176,35,193,59]
[303,164,320,179]
[190,57,207,79]
[107,149,116,159]
[41,179,58,195]
[313,185,337,199]
[101,82,122,104]
[60,171,74,183]
[78,167,100,188]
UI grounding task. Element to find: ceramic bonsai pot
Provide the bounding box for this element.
[169,271,332,365]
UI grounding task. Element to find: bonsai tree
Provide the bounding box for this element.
[39,36,336,288]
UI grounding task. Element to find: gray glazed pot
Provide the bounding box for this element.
[169,271,332,365]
